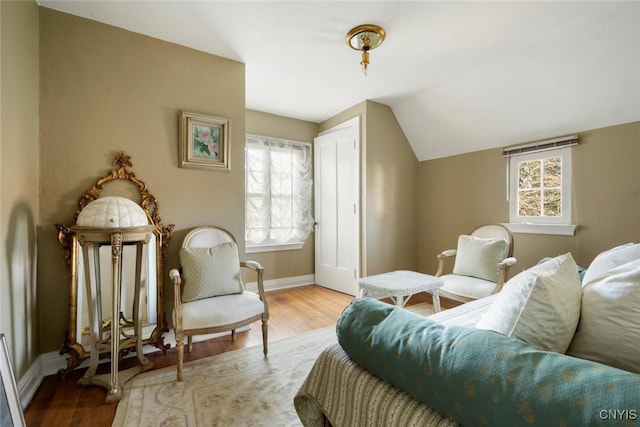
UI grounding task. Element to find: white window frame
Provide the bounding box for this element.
[245,134,313,253]
[507,146,576,236]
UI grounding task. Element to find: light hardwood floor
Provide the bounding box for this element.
[24,285,454,427]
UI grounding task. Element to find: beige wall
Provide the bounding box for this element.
[245,109,318,281]
[320,100,419,276]
[0,0,40,381]
[571,121,640,262]
[418,121,640,277]
[38,9,246,353]
[319,102,366,134]
[364,101,418,275]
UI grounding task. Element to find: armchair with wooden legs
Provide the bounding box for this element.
[435,224,517,304]
[170,226,269,381]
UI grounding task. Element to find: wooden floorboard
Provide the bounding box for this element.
[23,284,457,427]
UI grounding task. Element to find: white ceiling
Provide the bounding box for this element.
[38,1,640,160]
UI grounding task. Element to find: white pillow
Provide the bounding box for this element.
[581,243,640,286]
[476,253,582,353]
[179,242,244,302]
[567,258,640,373]
[452,235,508,282]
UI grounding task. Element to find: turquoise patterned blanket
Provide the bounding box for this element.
[337,298,639,426]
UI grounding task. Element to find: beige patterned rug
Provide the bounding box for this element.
[111,302,433,427]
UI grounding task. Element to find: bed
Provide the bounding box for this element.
[293,296,497,427]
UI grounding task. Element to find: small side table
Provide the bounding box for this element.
[358,270,444,312]
[73,225,156,403]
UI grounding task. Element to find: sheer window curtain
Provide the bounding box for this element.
[245,135,314,246]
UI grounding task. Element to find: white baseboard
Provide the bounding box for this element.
[17,274,314,407]
[17,354,43,410]
[245,274,315,292]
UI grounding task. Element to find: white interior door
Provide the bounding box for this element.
[314,118,360,296]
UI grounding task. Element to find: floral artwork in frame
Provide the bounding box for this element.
[179,111,231,171]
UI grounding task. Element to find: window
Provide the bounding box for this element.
[506,136,577,235]
[245,134,314,252]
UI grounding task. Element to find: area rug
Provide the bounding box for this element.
[112,303,433,427]
[406,302,435,317]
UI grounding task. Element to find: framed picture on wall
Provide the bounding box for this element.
[179,111,231,171]
[0,334,26,427]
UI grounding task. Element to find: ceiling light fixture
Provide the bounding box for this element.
[346,24,385,76]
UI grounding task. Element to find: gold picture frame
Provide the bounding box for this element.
[179,111,231,171]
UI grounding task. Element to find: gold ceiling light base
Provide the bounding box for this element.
[346,24,386,76]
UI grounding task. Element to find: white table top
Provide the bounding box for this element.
[358,270,444,298]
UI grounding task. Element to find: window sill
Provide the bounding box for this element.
[503,223,577,236]
[246,241,305,253]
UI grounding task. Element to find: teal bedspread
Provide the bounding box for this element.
[337,298,640,426]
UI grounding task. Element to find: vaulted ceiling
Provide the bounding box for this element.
[39,1,640,160]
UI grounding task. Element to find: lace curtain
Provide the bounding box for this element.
[245,135,314,245]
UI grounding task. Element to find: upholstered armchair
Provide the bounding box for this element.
[170,226,269,381]
[435,224,517,304]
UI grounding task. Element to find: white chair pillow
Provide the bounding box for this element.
[567,258,640,373]
[476,253,582,353]
[179,242,244,302]
[452,235,508,282]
